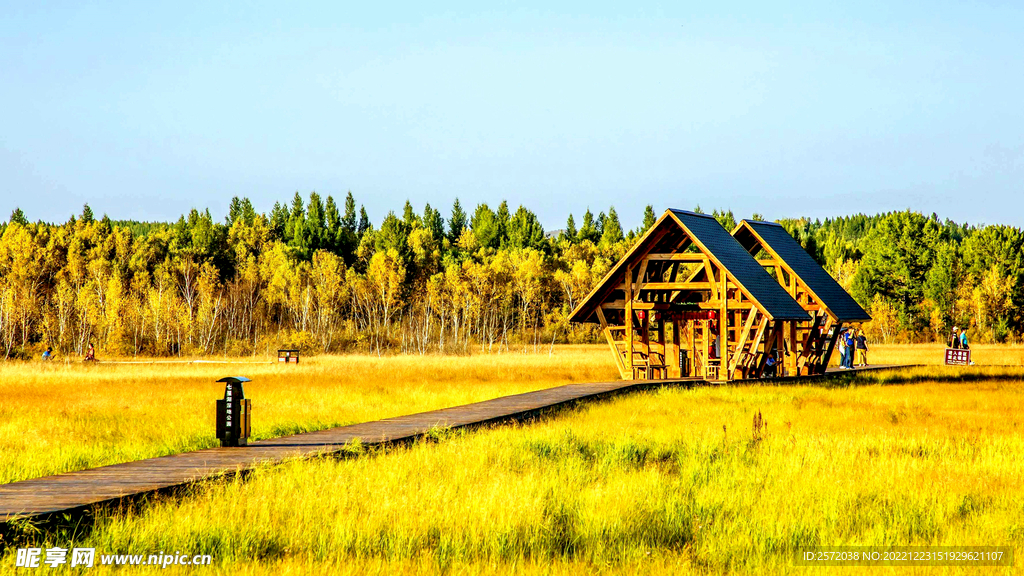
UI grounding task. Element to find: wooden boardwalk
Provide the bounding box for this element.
[0,365,908,523]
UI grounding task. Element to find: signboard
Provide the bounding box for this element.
[944,348,971,366]
[667,310,719,321]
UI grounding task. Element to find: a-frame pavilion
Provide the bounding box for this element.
[569,210,809,382]
[731,219,872,375]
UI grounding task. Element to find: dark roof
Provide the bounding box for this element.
[736,220,872,322]
[669,210,810,321]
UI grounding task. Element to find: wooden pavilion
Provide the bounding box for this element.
[731,219,872,375]
[569,210,811,382]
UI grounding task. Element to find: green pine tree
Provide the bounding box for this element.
[601,207,624,245]
[564,214,577,242]
[448,199,467,242]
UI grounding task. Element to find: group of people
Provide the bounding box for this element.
[948,326,970,350]
[39,343,98,362]
[836,328,868,369]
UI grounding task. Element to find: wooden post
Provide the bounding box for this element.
[719,267,728,382]
[752,320,781,378]
[786,320,798,376]
[777,322,787,376]
[688,320,696,377]
[641,310,650,379]
[701,319,709,379]
[729,308,759,375]
[820,322,844,374]
[625,264,634,380]
[669,319,680,378]
[596,307,628,380]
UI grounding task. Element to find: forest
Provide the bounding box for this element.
[0,193,1021,358]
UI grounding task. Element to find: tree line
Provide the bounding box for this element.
[0,195,1020,359]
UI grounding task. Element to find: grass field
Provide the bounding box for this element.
[0,347,615,484]
[2,344,1023,574]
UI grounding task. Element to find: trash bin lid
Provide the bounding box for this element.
[216,376,252,383]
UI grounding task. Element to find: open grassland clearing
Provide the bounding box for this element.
[853,342,1024,368]
[0,343,1019,486]
[0,347,616,484]
[4,364,1019,569]
[4,361,1023,574]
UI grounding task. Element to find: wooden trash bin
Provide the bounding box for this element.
[216,376,251,447]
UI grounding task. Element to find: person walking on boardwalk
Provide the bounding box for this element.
[959,330,975,365]
[855,330,868,366]
[949,326,960,349]
[843,329,856,369]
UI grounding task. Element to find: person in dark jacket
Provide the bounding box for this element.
[855,330,868,366]
[843,329,855,368]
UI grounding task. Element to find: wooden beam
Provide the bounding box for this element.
[625,264,634,380]
[699,301,755,310]
[797,311,825,370]
[634,259,650,299]
[819,322,843,374]
[786,320,798,373]
[646,253,708,261]
[703,259,718,301]
[668,319,680,378]
[728,307,759,373]
[596,307,628,379]
[749,316,769,358]
[615,281,712,291]
[752,320,781,378]
[601,300,673,311]
[719,266,728,382]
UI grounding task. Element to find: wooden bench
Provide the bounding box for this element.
[631,351,667,380]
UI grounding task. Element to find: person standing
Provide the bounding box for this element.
[844,330,856,368]
[949,326,960,349]
[855,330,868,366]
[835,327,843,366]
[959,330,975,365]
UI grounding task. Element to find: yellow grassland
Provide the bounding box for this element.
[0,346,616,484]
[1,344,1023,574]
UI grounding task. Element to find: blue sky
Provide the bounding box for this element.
[2,1,1023,229]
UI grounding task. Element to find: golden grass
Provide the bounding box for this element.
[8,362,1024,575]
[0,346,617,484]
[3,345,1024,574]
[847,342,1024,367]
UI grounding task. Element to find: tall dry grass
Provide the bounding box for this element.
[2,343,1019,486]
[6,363,1023,575]
[0,347,617,484]
[846,342,1024,367]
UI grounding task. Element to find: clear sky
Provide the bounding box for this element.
[3,1,1023,230]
